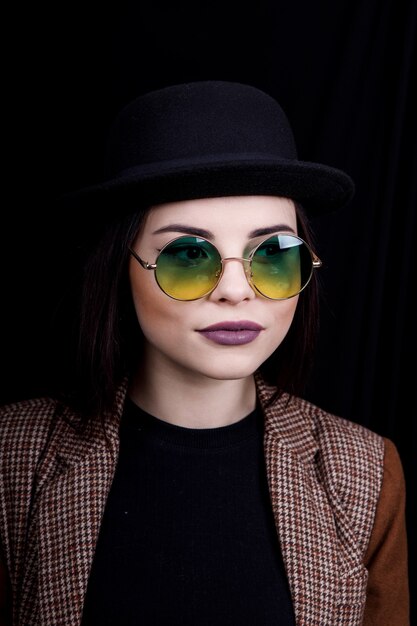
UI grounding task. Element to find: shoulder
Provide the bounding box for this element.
[256,374,385,461]
[0,396,79,471]
[260,379,386,465]
[288,393,385,464]
[270,394,386,460]
[293,398,384,454]
[0,396,58,439]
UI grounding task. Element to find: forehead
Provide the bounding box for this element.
[142,196,297,234]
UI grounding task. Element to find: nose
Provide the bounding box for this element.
[208,257,256,303]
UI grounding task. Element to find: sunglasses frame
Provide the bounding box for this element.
[129,231,322,301]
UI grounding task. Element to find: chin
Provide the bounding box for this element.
[197,360,263,382]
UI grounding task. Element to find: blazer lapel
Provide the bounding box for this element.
[257,375,340,625]
[37,445,117,625]
[19,384,127,626]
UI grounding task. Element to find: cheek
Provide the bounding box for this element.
[129,263,183,339]
[269,297,298,344]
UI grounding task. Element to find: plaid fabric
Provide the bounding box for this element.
[0,374,384,626]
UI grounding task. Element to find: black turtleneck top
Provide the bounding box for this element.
[81,399,295,625]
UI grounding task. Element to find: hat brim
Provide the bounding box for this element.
[62,155,355,216]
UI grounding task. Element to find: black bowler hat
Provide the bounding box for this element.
[68,80,355,215]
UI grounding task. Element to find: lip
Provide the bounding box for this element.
[196,320,264,345]
[199,321,264,332]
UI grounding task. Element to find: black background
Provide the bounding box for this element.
[2,0,416,619]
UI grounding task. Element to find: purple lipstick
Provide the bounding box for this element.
[197,320,264,345]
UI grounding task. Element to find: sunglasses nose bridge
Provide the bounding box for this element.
[220,256,252,279]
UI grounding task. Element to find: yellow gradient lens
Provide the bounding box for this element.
[155,237,221,300]
[251,234,311,299]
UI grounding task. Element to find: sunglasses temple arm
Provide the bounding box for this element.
[128,248,157,270]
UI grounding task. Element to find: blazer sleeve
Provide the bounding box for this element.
[362,437,410,626]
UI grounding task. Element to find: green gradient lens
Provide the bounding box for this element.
[250,234,312,299]
[155,236,221,300]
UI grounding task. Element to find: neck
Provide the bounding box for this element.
[128,363,257,429]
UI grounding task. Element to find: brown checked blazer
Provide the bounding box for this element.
[0,374,409,625]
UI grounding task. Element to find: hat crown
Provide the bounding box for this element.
[105,81,298,177]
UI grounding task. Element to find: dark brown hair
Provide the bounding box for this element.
[65,201,320,420]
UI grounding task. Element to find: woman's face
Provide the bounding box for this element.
[129,196,299,382]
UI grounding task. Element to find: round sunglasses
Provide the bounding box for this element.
[129,232,322,301]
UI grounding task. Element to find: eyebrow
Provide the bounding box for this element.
[152,223,296,239]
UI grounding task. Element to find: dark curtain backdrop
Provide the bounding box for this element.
[2,0,416,619]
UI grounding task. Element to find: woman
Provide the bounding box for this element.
[0,81,409,625]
